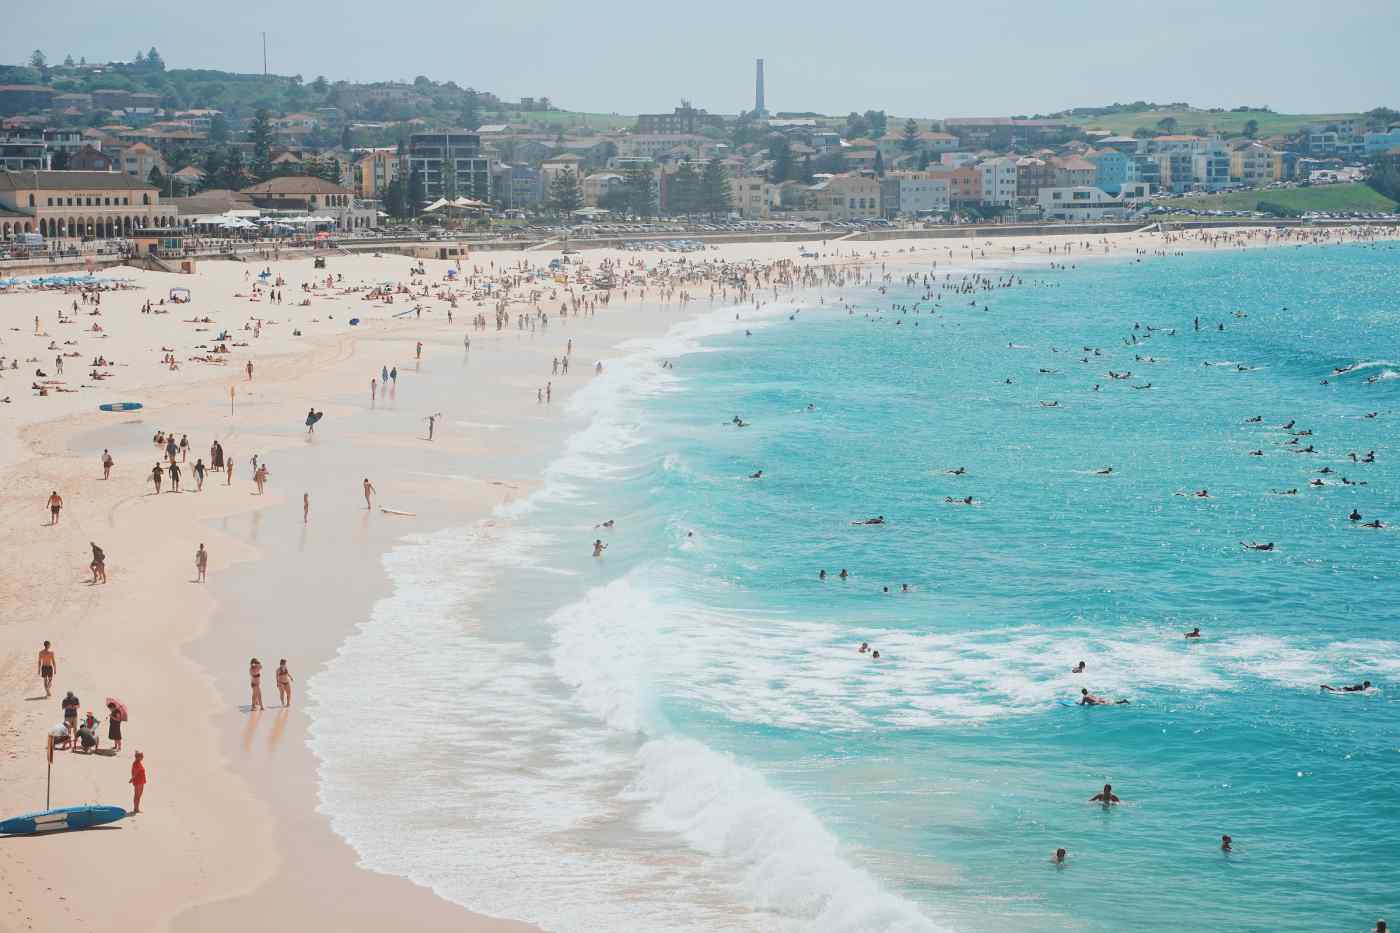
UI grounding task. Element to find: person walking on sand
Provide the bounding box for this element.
[303,492,310,524]
[46,490,63,525]
[167,460,181,492]
[193,458,206,491]
[150,463,163,494]
[179,434,189,462]
[371,377,377,402]
[426,413,437,441]
[89,542,106,584]
[253,463,269,495]
[363,477,376,510]
[276,659,293,706]
[249,658,264,711]
[195,543,208,582]
[246,360,254,381]
[102,449,114,480]
[38,640,56,698]
[129,751,146,813]
[225,454,234,486]
[416,341,423,361]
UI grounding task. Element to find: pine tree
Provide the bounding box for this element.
[667,162,701,216]
[864,110,888,139]
[249,109,274,180]
[63,54,75,67]
[29,50,47,70]
[873,149,885,177]
[549,168,583,216]
[146,47,164,70]
[623,164,657,217]
[209,113,230,144]
[700,159,731,219]
[407,168,426,216]
[768,136,793,183]
[901,118,920,153]
[461,89,481,130]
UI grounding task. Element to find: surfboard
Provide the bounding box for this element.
[0,805,126,835]
[99,402,143,412]
[380,508,416,516]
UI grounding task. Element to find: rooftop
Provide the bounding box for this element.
[0,169,156,191]
[242,176,349,195]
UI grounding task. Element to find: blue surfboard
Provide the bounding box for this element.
[0,805,127,835]
[98,402,143,412]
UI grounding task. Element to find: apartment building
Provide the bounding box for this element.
[1038,186,1132,221]
[811,173,881,220]
[1229,142,1283,185]
[406,131,491,201]
[880,172,950,217]
[353,149,401,199]
[979,157,1018,206]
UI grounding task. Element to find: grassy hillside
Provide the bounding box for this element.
[1064,110,1357,139]
[1156,183,1397,214]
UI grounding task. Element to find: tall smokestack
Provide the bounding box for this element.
[755,58,766,117]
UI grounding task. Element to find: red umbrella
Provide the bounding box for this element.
[105,697,128,721]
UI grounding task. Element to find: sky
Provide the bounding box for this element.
[13,0,1400,117]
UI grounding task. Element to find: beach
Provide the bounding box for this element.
[1,223,1395,933]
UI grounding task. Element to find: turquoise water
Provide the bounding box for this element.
[311,242,1400,933]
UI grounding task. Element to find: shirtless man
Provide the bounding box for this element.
[1185,627,1202,639]
[195,543,208,582]
[1241,541,1275,551]
[1320,681,1372,693]
[1079,688,1129,706]
[38,641,56,697]
[102,449,114,480]
[46,490,63,525]
[363,477,376,510]
[1089,783,1121,805]
[592,539,607,557]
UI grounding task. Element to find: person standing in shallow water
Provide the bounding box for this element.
[249,659,264,711]
[276,660,293,706]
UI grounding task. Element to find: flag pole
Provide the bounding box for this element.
[46,735,53,809]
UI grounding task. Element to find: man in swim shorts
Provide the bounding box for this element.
[46,490,63,525]
[38,641,56,697]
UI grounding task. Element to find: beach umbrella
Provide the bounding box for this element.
[105,697,128,721]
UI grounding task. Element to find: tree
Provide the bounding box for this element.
[667,162,701,216]
[249,108,274,180]
[623,164,657,217]
[341,125,354,150]
[767,135,793,183]
[700,158,731,219]
[864,110,888,139]
[311,75,328,95]
[384,177,406,218]
[29,50,47,70]
[873,149,885,177]
[135,50,145,64]
[844,111,870,140]
[1243,119,1260,138]
[209,113,230,144]
[461,88,481,130]
[146,47,165,70]
[1157,116,1178,133]
[148,165,167,196]
[50,149,70,170]
[901,118,920,153]
[407,168,426,216]
[549,168,583,216]
[63,54,75,67]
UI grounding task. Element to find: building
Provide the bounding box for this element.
[728,174,771,219]
[240,176,375,231]
[490,163,542,209]
[931,165,982,207]
[118,142,165,180]
[0,131,48,171]
[941,118,1071,149]
[1088,149,1131,195]
[581,172,625,207]
[1191,142,1233,191]
[810,173,880,220]
[979,157,1018,206]
[1015,157,1052,201]
[1364,128,1400,155]
[353,149,402,199]
[69,144,117,172]
[540,153,585,191]
[1038,186,1133,221]
[1229,142,1283,185]
[617,134,709,162]
[0,169,168,240]
[636,104,725,134]
[406,131,490,201]
[0,85,57,116]
[42,128,84,159]
[1053,155,1096,189]
[880,171,950,217]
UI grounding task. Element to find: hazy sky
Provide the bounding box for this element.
[14,0,1400,116]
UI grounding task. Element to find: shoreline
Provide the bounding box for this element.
[2,225,1395,933]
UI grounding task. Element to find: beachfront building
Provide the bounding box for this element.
[1191,142,1233,191]
[728,174,772,219]
[979,157,1018,207]
[1052,155,1096,189]
[810,173,880,221]
[240,176,376,232]
[353,148,401,199]
[540,153,586,192]
[490,163,542,209]
[1229,142,1283,185]
[0,169,167,240]
[407,131,491,201]
[1015,156,1052,201]
[1037,186,1134,221]
[1088,149,1131,195]
[0,131,49,171]
[880,171,950,217]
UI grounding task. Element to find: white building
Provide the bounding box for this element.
[1038,186,1133,221]
[882,172,950,216]
[979,157,1018,206]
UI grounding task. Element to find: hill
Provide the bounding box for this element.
[1156,182,1397,215]
[1063,109,1357,139]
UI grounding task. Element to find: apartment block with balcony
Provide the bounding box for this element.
[407,131,491,201]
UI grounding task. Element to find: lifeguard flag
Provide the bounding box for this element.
[47,735,54,764]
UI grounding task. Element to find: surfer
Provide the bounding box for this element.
[1185,627,1202,639]
[1089,783,1121,805]
[1079,688,1129,706]
[1072,661,1085,673]
[1350,509,1363,522]
[1095,467,1113,475]
[1320,681,1372,693]
[38,641,56,697]
[1362,519,1386,528]
[946,467,967,476]
[1241,541,1275,551]
[363,478,376,510]
[749,470,763,479]
[853,516,887,525]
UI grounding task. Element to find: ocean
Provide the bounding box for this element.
[308,240,1400,932]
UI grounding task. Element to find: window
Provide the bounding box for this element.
[29,194,36,207]
[47,197,53,206]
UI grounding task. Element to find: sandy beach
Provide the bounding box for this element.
[2,221,1394,933]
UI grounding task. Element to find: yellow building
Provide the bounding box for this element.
[353,149,402,198]
[814,173,881,220]
[0,169,167,240]
[1229,143,1283,185]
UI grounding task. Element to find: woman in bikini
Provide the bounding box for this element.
[275,660,293,707]
[249,658,264,711]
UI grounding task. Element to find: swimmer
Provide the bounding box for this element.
[1051,848,1067,864]
[592,539,607,557]
[945,467,967,476]
[1040,401,1060,408]
[1221,835,1232,852]
[749,470,763,479]
[819,570,827,580]
[1320,681,1372,693]
[1184,627,1201,639]
[1245,415,1262,423]
[1270,488,1299,496]
[838,569,849,580]
[594,519,615,529]
[852,516,886,525]
[1241,541,1275,551]
[858,642,869,653]
[943,496,974,505]
[1072,661,1085,674]
[1089,783,1121,805]
[1350,509,1362,522]
[1249,450,1264,456]
[1095,467,1113,475]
